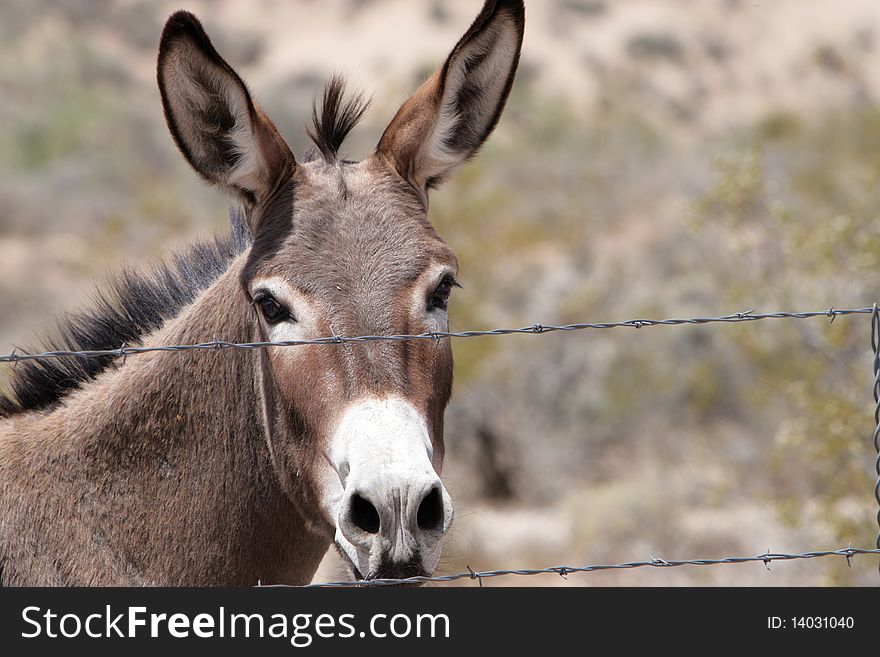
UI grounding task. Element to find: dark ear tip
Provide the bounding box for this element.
[160,10,208,47]
[499,0,526,27]
[498,0,525,11]
[492,0,525,18]
[472,1,525,39]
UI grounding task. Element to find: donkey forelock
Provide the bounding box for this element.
[305,74,371,163]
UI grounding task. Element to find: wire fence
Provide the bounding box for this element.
[291,548,880,588]
[0,306,873,364]
[871,305,880,570]
[2,304,880,586]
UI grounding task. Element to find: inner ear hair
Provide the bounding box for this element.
[377,0,525,193]
[157,11,294,208]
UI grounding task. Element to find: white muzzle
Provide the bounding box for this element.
[320,397,453,580]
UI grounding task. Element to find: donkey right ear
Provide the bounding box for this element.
[157,11,294,210]
[376,0,524,198]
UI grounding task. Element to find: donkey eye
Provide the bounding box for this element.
[255,294,292,324]
[427,276,457,312]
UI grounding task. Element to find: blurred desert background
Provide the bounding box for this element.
[2,0,880,585]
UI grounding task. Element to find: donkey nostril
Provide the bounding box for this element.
[350,493,380,534]
[417,486,444,532]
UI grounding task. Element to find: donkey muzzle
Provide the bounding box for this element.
[324,397,454,581]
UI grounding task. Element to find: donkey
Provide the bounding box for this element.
[0,1,525,585]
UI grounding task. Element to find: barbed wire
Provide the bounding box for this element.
[0,306,872,365]
[871,305,880,576]
[287,547,880,587]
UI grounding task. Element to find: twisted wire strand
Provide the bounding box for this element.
[0,306,871,364]
[872,305,880,575]
[286,547,880,588]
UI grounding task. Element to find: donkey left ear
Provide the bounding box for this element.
[376,0,524,196]
[157,11,294,212]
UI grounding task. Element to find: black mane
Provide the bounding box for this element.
[306,75,371,162]
[0,211,251,417]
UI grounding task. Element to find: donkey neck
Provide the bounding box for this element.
[3,254,329,585]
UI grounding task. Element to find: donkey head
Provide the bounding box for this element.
[156,1,524,581]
